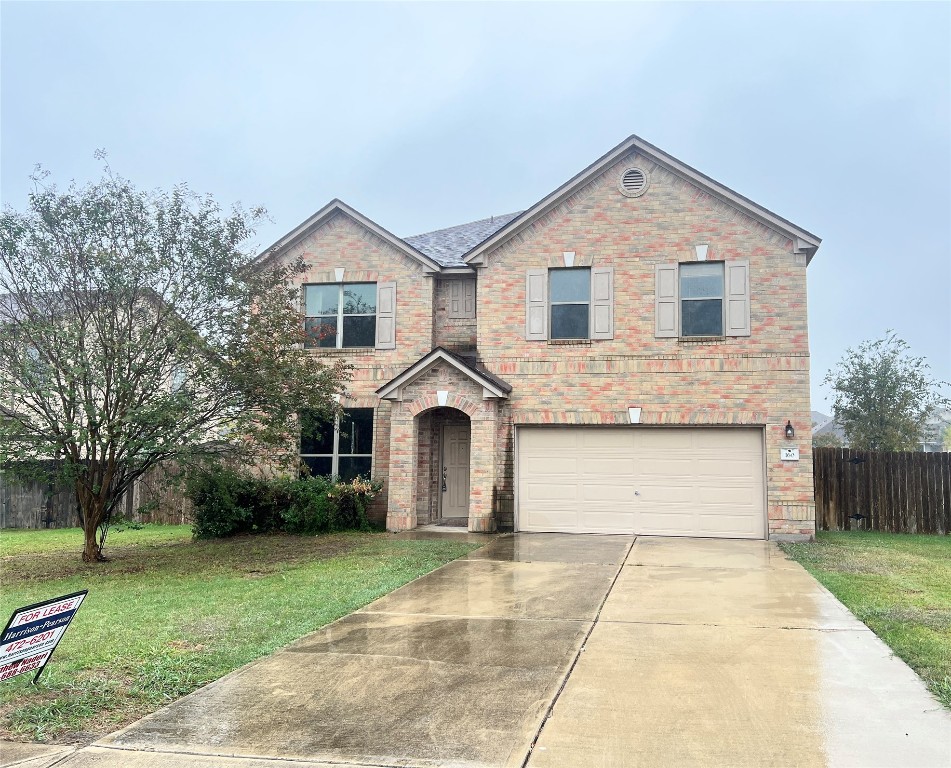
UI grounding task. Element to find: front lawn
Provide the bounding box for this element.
[0,525,478,742]
[781,531,951,709]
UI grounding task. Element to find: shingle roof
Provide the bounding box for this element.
[403,212,523,267]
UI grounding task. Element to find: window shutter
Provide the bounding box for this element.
[724,260,751,336]
[525,269,548,340]
[655,264,678,337]
[375,281,396,349]
[590,266,614,339]
[463,280,476,318]
[449,281,462,316]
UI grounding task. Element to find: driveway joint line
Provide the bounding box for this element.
[356,610,594,623]
[85,744,410,767]
[596,618,869,632]
[518,537,637,768]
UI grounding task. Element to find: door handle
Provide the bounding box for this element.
[442,466,448,493]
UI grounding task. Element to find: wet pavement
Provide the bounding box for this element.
[5,533,949,768]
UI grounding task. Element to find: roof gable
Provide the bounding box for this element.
[376,347,512,401]
[256,199,442,273]
[463,134,822,266]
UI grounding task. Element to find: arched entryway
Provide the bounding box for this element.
[415,407,471,526]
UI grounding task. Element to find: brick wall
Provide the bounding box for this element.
[433,278,477,351]
[477,151,814,537]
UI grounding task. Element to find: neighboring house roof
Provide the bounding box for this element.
[376,347,512,401]
[814,419,847,442]
[256,199,443,274]
[811,410,832,432]
[462,133,822,266]
[403,212,523,268]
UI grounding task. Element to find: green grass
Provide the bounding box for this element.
[780,531,951,709]
[0,525,479,743]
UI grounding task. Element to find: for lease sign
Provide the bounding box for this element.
[0,591,87,683]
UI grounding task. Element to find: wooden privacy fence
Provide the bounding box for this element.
[0,462,191,529]
[814,447,951,534]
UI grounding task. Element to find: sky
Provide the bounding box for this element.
[2,1,949,411]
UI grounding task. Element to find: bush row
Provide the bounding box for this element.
[186,466,382,539]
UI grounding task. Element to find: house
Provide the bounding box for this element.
[259,134,821,540]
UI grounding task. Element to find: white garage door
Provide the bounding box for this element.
[517,427,765,538]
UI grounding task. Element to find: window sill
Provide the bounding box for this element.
[678,336,728,345]
[547,339,592,346]
[308,347,377,354]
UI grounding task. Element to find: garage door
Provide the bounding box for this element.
[517,427,765,538]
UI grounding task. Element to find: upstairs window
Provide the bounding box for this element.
[679,263,724,337]
[304,283,376,349]
[300,407,374,480]
[549,268,590,339]
[655,260,750,338]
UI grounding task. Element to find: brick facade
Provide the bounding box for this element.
[268,139,818,540]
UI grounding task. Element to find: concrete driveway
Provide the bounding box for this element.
[10,534,950,768]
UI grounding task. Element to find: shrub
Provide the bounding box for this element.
[187,465,253,539]
[187,465,381,539]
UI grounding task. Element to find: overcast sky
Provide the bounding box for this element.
[2,1,949,411]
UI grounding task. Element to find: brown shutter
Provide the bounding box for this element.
[724,260,751,336]
[655,263,678,338]
[525,269,548,340]
[375,281,396,349]
[590,266,614,339]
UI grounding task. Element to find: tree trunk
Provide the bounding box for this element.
[79,491,108,562]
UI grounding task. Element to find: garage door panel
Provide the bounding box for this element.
[581,484,636,503]
[523,482,578,502]
[581,430,635,450]
[581,457,637,475]
[638,457,696,476]
[522,456,578,475]
[518,427,765,539]
[636,484,696,503]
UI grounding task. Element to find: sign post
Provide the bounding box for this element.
[0,590,87,684]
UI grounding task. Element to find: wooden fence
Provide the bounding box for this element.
[814,447,951,534]
[0,463,191,529]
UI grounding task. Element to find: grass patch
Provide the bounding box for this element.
[0,526,479,743]
[780,531,951,709]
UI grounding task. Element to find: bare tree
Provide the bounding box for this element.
[0,164,348,561]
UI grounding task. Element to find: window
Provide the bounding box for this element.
[300,407,373,480]
[655,260,750,338]
[304,283,376,349]
[525,266,614,341]
[680,262,723,337]
[549,268,590,339]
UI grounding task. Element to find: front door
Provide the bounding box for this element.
[441,424,471,519]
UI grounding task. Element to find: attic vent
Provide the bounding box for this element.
[619,167,649,198]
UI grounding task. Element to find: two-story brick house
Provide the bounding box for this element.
[259,134,821,540]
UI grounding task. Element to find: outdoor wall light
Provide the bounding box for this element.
[785,420,795,439]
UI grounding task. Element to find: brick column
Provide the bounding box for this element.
[386,415,417,531]
[468,405,497,533]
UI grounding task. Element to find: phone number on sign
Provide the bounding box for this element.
[3,630,55,655]
[0,653,47,681]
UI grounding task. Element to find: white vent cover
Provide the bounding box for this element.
[619,167,649,198]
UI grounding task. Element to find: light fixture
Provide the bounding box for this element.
[785,420,795,439]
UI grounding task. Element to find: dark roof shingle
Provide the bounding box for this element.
[403,212,523,267]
